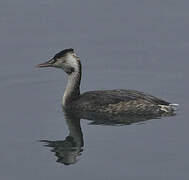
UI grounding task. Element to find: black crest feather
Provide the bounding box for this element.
[54,48,74,59]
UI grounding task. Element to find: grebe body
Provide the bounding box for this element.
[37,48,178,116]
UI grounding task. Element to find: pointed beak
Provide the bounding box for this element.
[36,58,56,68]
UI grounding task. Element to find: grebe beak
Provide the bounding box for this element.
[36,58,56,68]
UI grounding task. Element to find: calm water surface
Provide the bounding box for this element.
[0,0,189,179]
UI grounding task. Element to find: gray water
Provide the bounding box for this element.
[0,0,189,179]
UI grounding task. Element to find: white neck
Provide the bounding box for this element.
[62,68,81,107]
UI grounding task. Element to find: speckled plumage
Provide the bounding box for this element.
[67,89,173,115]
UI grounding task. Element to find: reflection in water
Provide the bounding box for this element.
[68,109,175,126]
[41,112,84,165]
[41,109,175,165]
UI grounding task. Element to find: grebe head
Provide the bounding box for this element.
[37,48,80,74]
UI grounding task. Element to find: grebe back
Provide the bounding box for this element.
[36,48,178,116]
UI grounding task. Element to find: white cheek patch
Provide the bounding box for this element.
[66,54,79,71]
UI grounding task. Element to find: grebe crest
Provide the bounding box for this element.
[37,48,178,116]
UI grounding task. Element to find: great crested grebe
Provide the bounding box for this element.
[36,48,178,115]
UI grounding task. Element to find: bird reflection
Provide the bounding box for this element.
[40,109,175,165]
[40,112,84,165]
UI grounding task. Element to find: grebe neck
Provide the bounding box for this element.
[62,61,81,107]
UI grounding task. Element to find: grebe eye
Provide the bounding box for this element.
[62,59,66,63]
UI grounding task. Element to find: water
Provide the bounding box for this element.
[0,0,189,179]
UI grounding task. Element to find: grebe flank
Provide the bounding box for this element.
[36,48,178,115]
